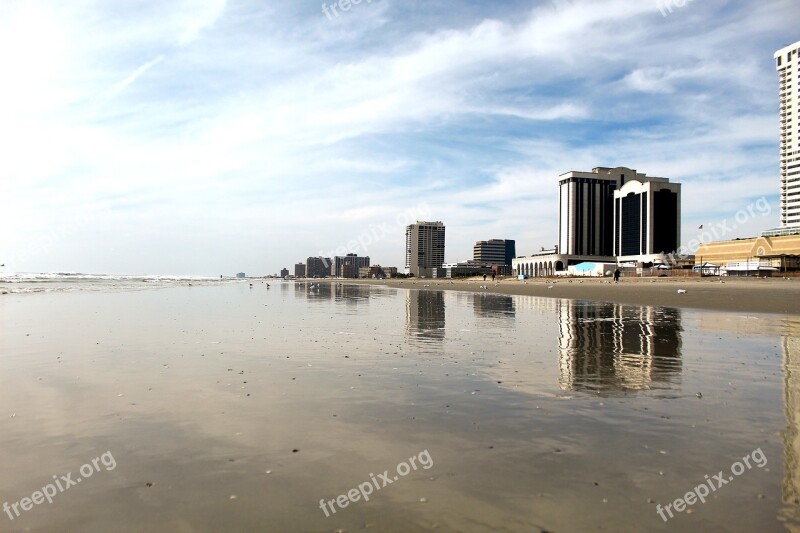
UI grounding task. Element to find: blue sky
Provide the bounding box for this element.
[0,0,797,275]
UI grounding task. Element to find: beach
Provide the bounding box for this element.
[344,276,800,315]
[1,279,799,531]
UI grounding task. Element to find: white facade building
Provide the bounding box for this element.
[515,166,682,277]
[777,41,800,227]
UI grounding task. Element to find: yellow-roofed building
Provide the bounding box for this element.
[695,234,800,271]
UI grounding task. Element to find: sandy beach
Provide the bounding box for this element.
[1,280,799,531]
[342,276,800,315]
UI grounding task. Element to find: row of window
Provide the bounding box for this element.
[777,48,800,67]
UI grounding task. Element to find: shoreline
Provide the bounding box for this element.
[319,276,800,315]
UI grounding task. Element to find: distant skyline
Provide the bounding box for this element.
[0,0,797,275]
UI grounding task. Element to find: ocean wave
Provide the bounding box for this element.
[0,273,222,283]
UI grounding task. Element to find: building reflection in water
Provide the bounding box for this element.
[471,293,516,321]
[557,300,682,393]
[334,283,371,303]
[406,290,446,344]
[782,317,800,525]
[293,281,333,300]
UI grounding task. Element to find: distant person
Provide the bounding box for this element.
[613,268,620,283]
[492,272,496,282]
[483,274,487,281]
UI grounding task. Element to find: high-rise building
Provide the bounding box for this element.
[473,239,516,266]
[405,221,446,277]
[306,257,331,278]
[294,263,306,277]
[332,254,370,278]
[515,166,682,276]
[559,167,654,256]
[776,41,800,228]
[558,167,676,259]
[280,268,289,278]
[613,179,681,259]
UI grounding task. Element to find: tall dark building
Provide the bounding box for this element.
[558,167,637,256]
[332,254,370,278]
[306,256,331,278]
[559,166,679,260]
[294,263,306,277]
[613,179,681,258]
[473,239,516,266]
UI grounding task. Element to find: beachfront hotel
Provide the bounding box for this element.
[777,40,800,228]
[613,177,681,262]
[558,168,620,257]
[405,221,446,278]
[514,166,682,277]
[559,167,680,260]
[695,40,800,272]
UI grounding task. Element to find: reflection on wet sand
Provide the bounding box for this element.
[1,282,793,531]
[558,301,682,393]
[292,282,372,304]
[783,316,800,528]
[293,280,332,300]
[471,293,516,320]
[405,290,445,344]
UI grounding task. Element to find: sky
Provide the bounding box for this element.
[0,0,797,276]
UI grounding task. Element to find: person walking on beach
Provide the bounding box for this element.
[613,267,620,283]
[483,274,487,281]
[492,272,496,282]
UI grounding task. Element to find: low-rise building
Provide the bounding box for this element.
[442,260,495,278]
[695,235,800,272]
[357,265,398,278]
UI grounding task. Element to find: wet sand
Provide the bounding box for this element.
[345,276,800,314]
[1,281,798,531]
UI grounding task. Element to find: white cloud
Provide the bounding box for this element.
[0,0,795,274]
